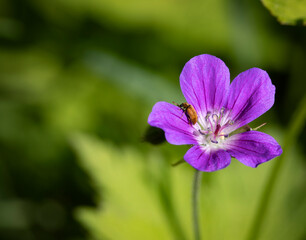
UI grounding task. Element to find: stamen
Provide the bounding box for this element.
[197,107,233,147]
[198,129,209,135]
[205,112,214,131]
[220,107,225,115]
[219,118,234,132]
[212,114,218,123]
[205,112,211,122]
[219,134,229,138]
[210,139,218,144]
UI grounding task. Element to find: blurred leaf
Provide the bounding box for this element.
[0,200,29,229]
[71,130,306,240]
[31,0,231,51]
[262,0,306,25]
[247,96,306,240]
[84,51,180,105]
[71,134,175,240]
[29,0,290,69]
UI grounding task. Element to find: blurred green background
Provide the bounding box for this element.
[0,0,305,239]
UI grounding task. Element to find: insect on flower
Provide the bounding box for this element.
[173,102,198,125]
[148,54,282,172]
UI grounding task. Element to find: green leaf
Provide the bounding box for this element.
[71,132,306,240]
[262,0,306,25]
[71,134,176,239]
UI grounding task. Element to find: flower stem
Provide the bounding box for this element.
[192,169,203,240]
[246,96,306,240]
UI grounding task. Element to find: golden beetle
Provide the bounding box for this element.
[174,102,198,125]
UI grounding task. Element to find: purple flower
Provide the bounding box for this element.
[148,54,282,172]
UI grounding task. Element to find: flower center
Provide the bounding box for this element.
[194,107,234,147]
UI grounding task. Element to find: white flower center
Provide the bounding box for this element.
[193,107,234,148]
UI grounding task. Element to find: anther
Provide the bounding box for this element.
[205,112,211,121]
[212,114,218,123]
[198,129,209,135]
[210,139,218,144]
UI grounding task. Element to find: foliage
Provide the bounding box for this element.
[72,131,306,240]
[262,0,306,25]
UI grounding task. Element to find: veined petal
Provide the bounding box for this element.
[184,145,231,172]
[224,131,282,168]
[180,54,230,116]
[148,101,197,145]
[227,68,275,131]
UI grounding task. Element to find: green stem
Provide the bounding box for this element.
[192,170,203,240]
[247,96,306,240]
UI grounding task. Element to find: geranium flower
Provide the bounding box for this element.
[148,54,282,171]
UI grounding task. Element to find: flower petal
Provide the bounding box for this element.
[224,131,282,168]
[227,68,275,130]
[184,145,231,171]
[148,101,197,145]
[180,54,230,116]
